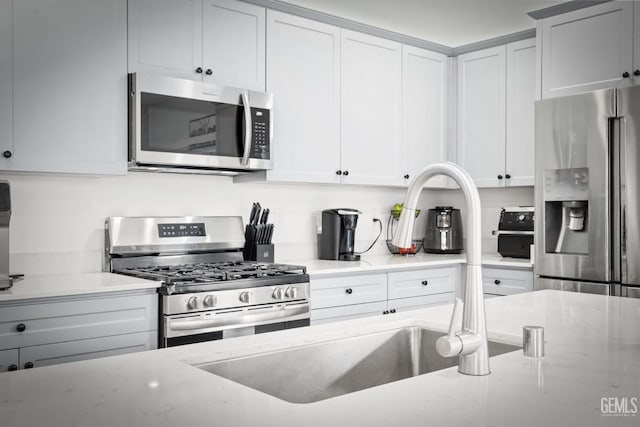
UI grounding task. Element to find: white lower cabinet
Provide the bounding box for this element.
[310,267,458,325]
[388,294,456,313]
[0,348,19,372]
[482,267,533,296]
[18,332,156,369]
[311,301,388,325]
[311,273,387,310]
[0,290,158,370]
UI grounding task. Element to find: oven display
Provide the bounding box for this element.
[158,223,206,238]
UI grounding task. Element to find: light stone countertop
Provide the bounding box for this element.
[1,290,638,426]
[0,272,160,302]
[0,253,531,303]
[286,252,532,277]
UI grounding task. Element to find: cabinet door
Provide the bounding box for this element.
[310,273,387,309]
[0,348,18,372]
[310,301,387,325]
[0,0,11,158]
[401,46,448,188]
[203,0,265,91]
[457,45,506,188]
[10,0,127,175]
[505,38,536,187]
[341,30,402,186]
[389,293,455,313]
[19,331,157,369]
[265,11,340,183]
[128,0,203,80]
[540,1,634,98]
[482,267,533,296]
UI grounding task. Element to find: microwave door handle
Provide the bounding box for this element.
[241,90,252,167]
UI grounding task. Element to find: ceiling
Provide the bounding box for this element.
[278,0,563,47]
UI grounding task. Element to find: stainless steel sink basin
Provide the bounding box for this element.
[196,327,520,403]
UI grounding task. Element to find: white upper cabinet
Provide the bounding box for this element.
[505,38,536,186]
[401,46,448,188]
[128,0,265,90]
[128,0,202,81]
[5,0,127,175]
[457,46,507,188]
[457,39,536,188]
[539,1,634,98]
[265,11,341,183]
[0,0,11,159]
[202,0,265,90]
[340,30,402,186]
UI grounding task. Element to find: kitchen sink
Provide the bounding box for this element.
[196,327,520,403]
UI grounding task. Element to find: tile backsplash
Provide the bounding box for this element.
[1,171,533,275]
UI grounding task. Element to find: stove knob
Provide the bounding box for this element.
[272,287,284,300]
[203,295,217,308]
[285,287,298,299]
[239,291,253,304]
[187,296,199,310]
[518,214,525,221]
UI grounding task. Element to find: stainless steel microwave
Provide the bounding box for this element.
[128,73,273,174]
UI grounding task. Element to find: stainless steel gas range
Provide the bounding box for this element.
[104,216,310,347]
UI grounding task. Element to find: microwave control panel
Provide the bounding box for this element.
[250,108,270,160]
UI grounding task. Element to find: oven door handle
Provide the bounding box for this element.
[241,90,252,167]
[168,303,309,332]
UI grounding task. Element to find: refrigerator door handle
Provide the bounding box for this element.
[611,117,622,283]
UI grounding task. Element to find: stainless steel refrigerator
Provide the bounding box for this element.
[535,86,640,298]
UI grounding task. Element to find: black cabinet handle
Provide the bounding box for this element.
[16,323,26,332]
[494,279,501,285]
[345,288,353,294]
[205,69,213,76]
[634,70,640,76]
[390,309,396,314]
[343,170,349,176]
[404,174,410,179]
[8,364,17,371]
[623,71,630,78]
[3,150,11,159]
[336,170,342,175]
[505,174,511,179]
[421,280,428,286]
[24,362,34,369]
[195,67,203,74]
[497,175,503,180]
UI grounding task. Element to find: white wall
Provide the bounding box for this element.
[1,171,533,276]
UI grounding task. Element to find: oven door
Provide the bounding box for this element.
[129,73,273,172]
[162,301,310,347]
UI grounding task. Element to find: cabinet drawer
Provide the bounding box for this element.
[0,348,19,372]
[19,331,157,369]
[388,267,458,299]
[311,301,387,325]
[482,267,533,296]
[0,292,158,351]
[311,274,387,309]
[388,293,455,313]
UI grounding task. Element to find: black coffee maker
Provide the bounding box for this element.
[318,209,362,261]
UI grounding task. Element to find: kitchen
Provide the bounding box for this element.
[1,0,640,425]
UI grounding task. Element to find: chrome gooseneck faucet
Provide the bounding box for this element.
[391,162,490,376]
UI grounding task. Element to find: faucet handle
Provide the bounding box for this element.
[437,298,464,357]
[447,298,463,337]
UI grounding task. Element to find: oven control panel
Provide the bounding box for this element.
[158,223,206,238]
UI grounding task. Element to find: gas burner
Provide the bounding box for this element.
[114,261,307,292]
